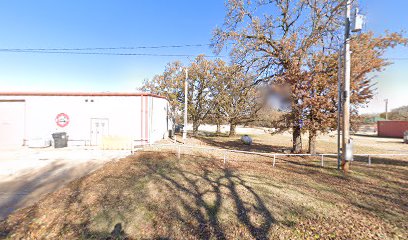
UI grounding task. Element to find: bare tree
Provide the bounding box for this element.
[385,106,408,121]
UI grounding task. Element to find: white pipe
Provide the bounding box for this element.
[145,144,408,158]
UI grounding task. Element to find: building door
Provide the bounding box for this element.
[90,118,109,146]
[0,100,25,148]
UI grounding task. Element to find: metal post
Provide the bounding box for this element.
[174,126,177,143]
[384,99,388,120]
[368,155,371,165]
[342,0,352,172]
[273,155,276,167]
[321,155,324,167]
[183,68,188,141]
[337,46,343,170]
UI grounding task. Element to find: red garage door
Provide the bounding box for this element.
[0,100,25,147]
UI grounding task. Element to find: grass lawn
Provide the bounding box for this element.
[192,131,408,155]
[1,144,407,239]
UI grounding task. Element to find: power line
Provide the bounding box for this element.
[0,49,223,58]
[387,58,408,60]
[0,43,213,52]
[0,46,404,60]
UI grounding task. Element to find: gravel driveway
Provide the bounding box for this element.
[0,147,130,220]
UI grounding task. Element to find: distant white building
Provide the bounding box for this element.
[0,92,171,148]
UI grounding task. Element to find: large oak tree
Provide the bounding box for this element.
[213,0,344,153]
[212,60,264,136]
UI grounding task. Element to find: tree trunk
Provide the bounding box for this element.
[192,122,199,136]
[292,126,302,153]
[216,123,221,135]
[229,123,236,137]
[308,130,317,154]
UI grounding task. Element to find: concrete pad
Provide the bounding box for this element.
[0,146,130,220]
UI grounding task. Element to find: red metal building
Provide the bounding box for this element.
[377,121,408,138]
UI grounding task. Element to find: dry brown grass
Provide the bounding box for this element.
[1,143,407,239]
[192,131,408,155]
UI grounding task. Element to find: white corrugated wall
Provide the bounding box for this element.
[0,94,170,148]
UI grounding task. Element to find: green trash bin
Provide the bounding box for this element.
[52,132,68,148]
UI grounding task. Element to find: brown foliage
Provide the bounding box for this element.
[142,56,264,136]
[211,61,264,136]
[302,32,407,153]
[213,0,345,152]
[382,105,408,120]
[214,0,407,152]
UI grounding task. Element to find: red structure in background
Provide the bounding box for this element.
[377,121,408,138]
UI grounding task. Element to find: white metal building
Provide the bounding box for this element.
[0,92,171,148]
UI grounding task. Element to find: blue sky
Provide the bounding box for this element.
[0,0,407,113]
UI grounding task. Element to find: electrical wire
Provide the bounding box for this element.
[0,45,405,60]
[0,49,223,58]
[0,43,213,52]
[0,43,223,57]
[387,58,408,61]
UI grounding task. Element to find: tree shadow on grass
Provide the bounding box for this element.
[2,150,407,239]
[196,135,291,154]
[141,154,275,239]
[1,151,276,239]
[321,154,408,167]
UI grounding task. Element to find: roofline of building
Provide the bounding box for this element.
[0,92,166,99]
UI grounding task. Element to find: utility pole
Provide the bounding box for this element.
[183,68,188,141]
[342,0,352,172]
[384,99,388,120]
[337,46,343,170]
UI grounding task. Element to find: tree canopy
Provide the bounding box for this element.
[214,0,407,153]
[142,55,264,136]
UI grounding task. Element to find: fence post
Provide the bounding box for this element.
[177,145,181,159]
[273,155,276,167]
[368,155,371,165]
[321,155,324,167]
